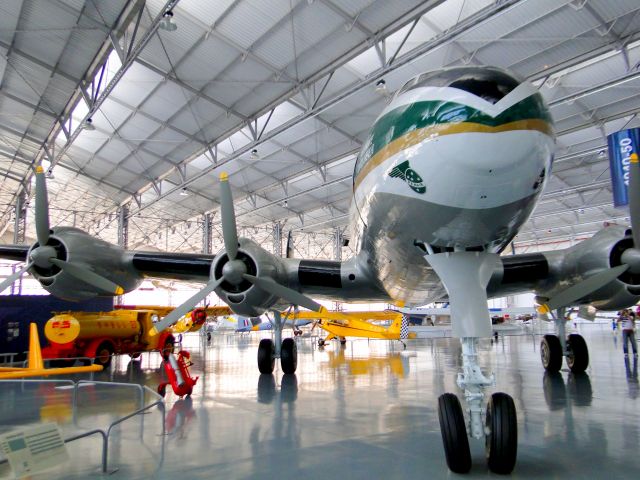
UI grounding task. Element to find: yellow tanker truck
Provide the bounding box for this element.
[42,309,175,367]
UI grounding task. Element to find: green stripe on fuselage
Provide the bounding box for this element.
[355,95,552,175]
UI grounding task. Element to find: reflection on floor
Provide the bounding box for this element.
[1,325,639,479]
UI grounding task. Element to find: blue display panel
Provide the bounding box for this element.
[607,128,640,207]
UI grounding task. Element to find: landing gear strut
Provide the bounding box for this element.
[257,311,298,374]
[424,250,518,474]
[540,307,589,373]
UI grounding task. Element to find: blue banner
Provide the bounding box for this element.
[607,128,640,207]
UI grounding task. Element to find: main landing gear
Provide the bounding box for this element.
[540,307,589,373]
[423,250,518,474]
[257,311,298,374]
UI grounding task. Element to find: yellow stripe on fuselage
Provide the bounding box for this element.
[353,119,553,191]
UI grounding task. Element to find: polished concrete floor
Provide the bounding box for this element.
[1,323,639,479]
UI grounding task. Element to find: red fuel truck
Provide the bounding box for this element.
[42,309,175,367]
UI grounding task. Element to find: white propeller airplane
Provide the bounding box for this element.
[2,66,640,475]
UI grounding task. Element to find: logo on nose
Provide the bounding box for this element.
[389,160,426,194]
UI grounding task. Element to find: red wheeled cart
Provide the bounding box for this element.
[158,350,198,397]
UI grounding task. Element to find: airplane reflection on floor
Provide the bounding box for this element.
[2,328,640,479]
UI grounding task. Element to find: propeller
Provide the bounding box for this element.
[48,258,123,295]
[542,264,629,312]
[242,274,322,311]
[543,153,640,311]
[0,262,34,294]
[148,172,328,334]
[149,277,224,335]
[34,166,50,246]
[219,172,239,261]
[2,166,124,296]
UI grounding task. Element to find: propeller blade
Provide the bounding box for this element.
[151,277,225,334]
[243,274,323,312]
[546,264,629,311]
[0,262,33,294]
[219,172,239,261]
[49,258,124,295]
[34,166,50,246]
[629,153,640,248]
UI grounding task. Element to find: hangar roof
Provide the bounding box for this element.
[1,0,639,257]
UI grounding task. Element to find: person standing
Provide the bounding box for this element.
[617,309,638,356]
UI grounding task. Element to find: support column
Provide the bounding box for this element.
[202,213,213,254]
[333,228,343,311]
[333,228,342,262]
[117,204,129,250]
[11,191,27,295]
[116,205,129,305]
[273,222,282,257]
[13,191,27,244]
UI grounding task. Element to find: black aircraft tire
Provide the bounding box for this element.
[257,339,275,374]
[566,334,589,373]
[541,334,562,372]
[437,393,471,474]
[280,338,297,374]
[486,392,518,475]
[93,342,114,368]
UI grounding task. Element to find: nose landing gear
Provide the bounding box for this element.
[437,337,517,475]
[424,250,518,474]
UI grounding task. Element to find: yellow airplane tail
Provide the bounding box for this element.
[28,323,44,370]
[388,313,410,340]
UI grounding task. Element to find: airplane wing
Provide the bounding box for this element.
[400,306,536,318]
[2,168,639,336]
[0,245,29,262]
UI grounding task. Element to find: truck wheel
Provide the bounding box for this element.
[161,337,175,360]
[94,342,114,368]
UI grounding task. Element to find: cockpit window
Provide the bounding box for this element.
[396,67,521,104]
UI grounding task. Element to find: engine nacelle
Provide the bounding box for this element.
[211,238,288,317]
[542,225,640,310]
[27,226,142,301]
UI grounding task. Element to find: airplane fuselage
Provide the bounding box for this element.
[351,67,555,305]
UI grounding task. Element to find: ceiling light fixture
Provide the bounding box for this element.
[250,149,259,159]
[375,79,387,95]
[84,118,96,131]
[180,187,189,196]
[159,11,177,32]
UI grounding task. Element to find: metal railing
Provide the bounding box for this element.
[0,352,18,364]
[0,379,165,474]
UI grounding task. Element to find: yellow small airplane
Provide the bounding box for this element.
[115,304,232,333]
[0,324,103,379]
[291,309,416,346]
